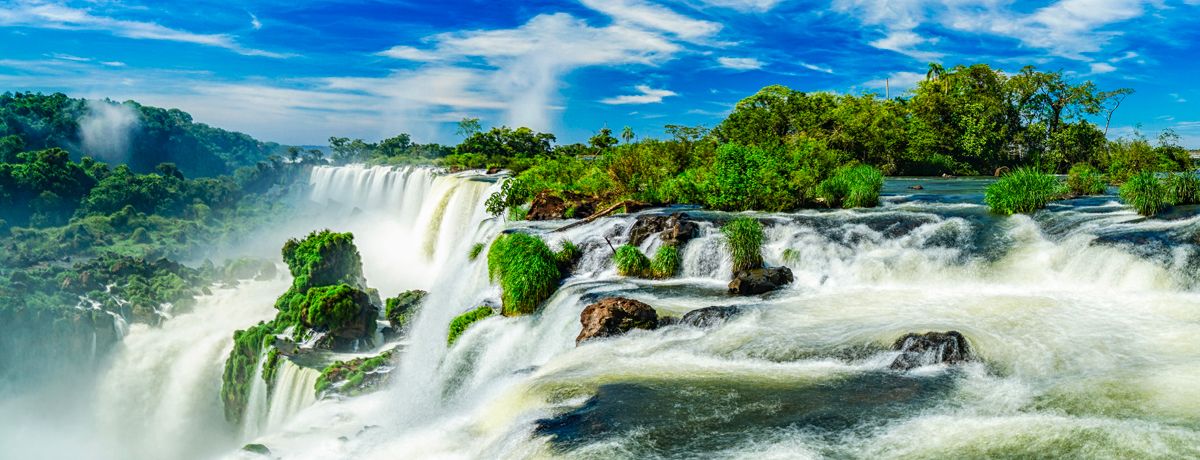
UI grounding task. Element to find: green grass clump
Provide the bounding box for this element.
[447,306,495,345]
[614,244,652,277]
[1066,163,1107,196]
[486,233,563,315]
[1120,172,1167,216]
[650,244,680,278]
[1163,173,1200,206]
[467,242,485,261]
[984,167,1066,215]
[816,165,884,208]
[721,217,763,272]
[555,240,582,272]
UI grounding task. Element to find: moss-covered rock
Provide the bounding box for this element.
[281,229,365,292]
[385,289,426,330]
[242,443,271,456]
[447,305,495,345]
[314,350,395,398]
[220,321,275,424]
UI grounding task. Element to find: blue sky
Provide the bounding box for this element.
[1,0,1198,147]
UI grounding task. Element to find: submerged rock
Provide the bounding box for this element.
[628,212,699,247]
[242,443,271,456]
[728,267,794,295]
[680,305,743,328]
[577,297,658,345]
[315,349,396,398]
[889,331,972,371]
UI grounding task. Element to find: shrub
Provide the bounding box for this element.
[1066,163,1107,196]
[650,244,680,278]
[984,167,1065,215]
[467,243,484,261]
[447,306,494,345]
[1120,172,1167,216]
[1163,173,1200,206]
[486,233,562,315]
[816,165,884,208]
[614,244,652,277]
[721,217,763,272]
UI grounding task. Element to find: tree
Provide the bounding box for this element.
[456,117,482,138]
[621,126,635,144]
[589,127,618,151]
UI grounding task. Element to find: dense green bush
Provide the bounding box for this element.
[1120,172,1167,216]
[1163,173,1200,206]
[447,306,494,345]
[486,233,562,315]
[816,164,884,208]
[721,217,764,272]
[1066,163,1107,196]
[281,230,364,292]
[984,168,1065,215]
[614,244,652,277]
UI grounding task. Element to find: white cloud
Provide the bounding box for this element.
[579,0,721,42]
[717,57,763,70]
[798,62,834,74]
[249,13,262,30]
[376,45,440,62]
[0,3,286,58]
[1089,62,1116,73]
[864,71,924,93]
[696,0,784,13]
[1171,93,1187,103]
[869,30,943,61]
[601,85,678,104]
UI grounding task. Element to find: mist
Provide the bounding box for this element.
[78,100,139,164]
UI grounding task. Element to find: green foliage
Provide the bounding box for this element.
[1066,163,1107,196]
[486,233,563,315]
[281,230,364,292]
[1120,172,1167,216]
[1164,173,1200,206]
[220,322,274,424]
[985,168,1066,215]
[555,240,582,273]
[467,242,485,261]
[297,284,371,331]
[816,165,884,208]
[314,350,394,397]
[650,244,681,279]
[721,217,763,272]
[385,289,426,330]
[447,306,494,345]
[614,244,652,277]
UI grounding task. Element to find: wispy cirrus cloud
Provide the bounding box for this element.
[717,56,763,70]
[0,2,287,58]
[601,85,678,104]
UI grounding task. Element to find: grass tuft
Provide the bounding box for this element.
[614,244,652,277]
[1163,173,1200,206]
[1120,172,1167,216]
[467,242,485,261]
[650,244,680,279]
[486,233,562,315]
[1066,163,1107,196]
[984,167,1065,215]
[447,306,494,345]
[816,165,884,208]
[721,217,763,272]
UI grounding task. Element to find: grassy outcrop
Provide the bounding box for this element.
[1120,172,1167,216]
[1066,163,1107,196]
[220,322,275,424]
[817,165,885,208]
[613,244,680,279]
[721,217,764,272]
[281,229,365,292]
[314,350,395,397]
[385,290,427,330]
[486,233,565,316]
[984,167,1066,215]
[447,306,495,345]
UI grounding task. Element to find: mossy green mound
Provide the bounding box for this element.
[447,306,495,345]
[385,289,427,330]
[282,229,364,292]
[314,350,395,397]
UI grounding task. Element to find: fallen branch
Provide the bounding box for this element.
[552,200,645,233]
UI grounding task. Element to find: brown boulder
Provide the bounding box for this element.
[576,297,658,345]
[728,267,794,295]
[628,212,699,247]
[527,191,599,221]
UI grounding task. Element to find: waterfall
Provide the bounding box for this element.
[264,359,320,433]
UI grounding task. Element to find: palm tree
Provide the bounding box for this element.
[621,126,635,144]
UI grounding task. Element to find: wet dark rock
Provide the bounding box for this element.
[576,297,658,345]
[728,267,794,295]
[242,444,271,456]
[657,315,680,327]
[680,305,743,328]
[994,166,1010,177]
[628,212,699,247]
[527,191,599,221]
[889,331,972,371]
[486,166,503,174]
[909,185,924,190]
